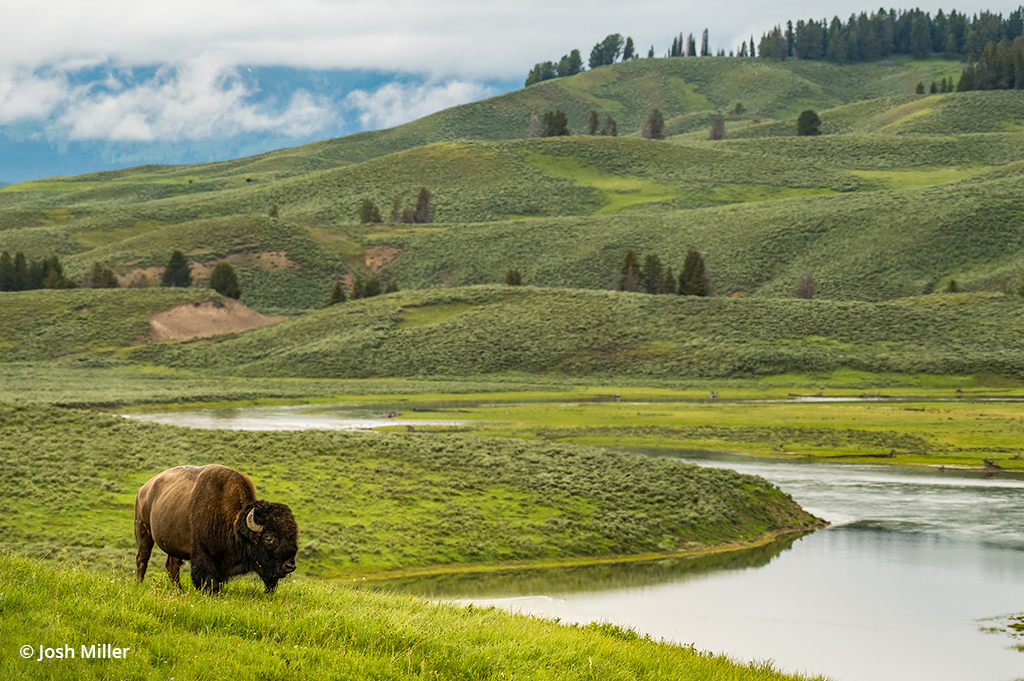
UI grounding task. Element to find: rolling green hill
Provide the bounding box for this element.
[0,57,1022,312]
[5,286,1014,381]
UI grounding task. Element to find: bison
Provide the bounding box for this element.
[134,464,298,593]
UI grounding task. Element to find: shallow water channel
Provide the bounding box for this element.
[125,404,1024,681]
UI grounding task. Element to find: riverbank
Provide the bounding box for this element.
[0,404,820,578]
[0,551,830,681]
[330,528,823,583]
[111,386,1024,471]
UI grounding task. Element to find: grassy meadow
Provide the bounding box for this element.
[0,405,821,578]
[0,552,828,681]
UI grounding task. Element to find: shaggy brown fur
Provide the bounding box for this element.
[135,465,298,594]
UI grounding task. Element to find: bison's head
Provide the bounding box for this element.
[237,500,298,591]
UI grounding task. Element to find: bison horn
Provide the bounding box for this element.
[246,508,264,533]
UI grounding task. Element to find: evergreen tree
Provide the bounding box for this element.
[749,36,756,58]
[364,277,382,298]
[826,18,847,63]
[916,81,926,94]
[797,109,821,136]
[567,49,583,75]
[709,115,725,140]
[588,110,600,135]
[351,275,365,300]
[390,196,402,224]
[414,187,433,223]
[641,109,665,140]
[944,32,957,60]
[268,204,279,218]
[648,45,655,58]
[360,198,377,224]
[701,29,710,57]
[161,251,192,288]
[589,34,624,68]
[660,266,676,294]
[930,81,938,93]
[687,34,696,57]
[910,12,932,58]
[328,280,347,306]
[504,269,522,286]
[39,256,75,290]
[958,56,976,90]
[623,37,635,61]
[946,279,960,293]
[86,261,119,289]
[209,262,241,299]
[619,250,640,292]
[384,281,399,294]
[678,250,708,297]
[12,252,27,291]
[793,269,815,299]
[542,110,569,137]
[0,251,13,291]
[641,254,663,294]
[603,115,617,137]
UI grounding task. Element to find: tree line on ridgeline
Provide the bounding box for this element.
[757,7,1022,65]
[1,251,89,290]
[612,250,715,296]
[610,250,820,299]
[360,187,433,225]
[525,9,1023,88]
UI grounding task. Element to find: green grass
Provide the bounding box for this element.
[0,405,820,577]
[0,552,828,680]
[12,286,1024,383]
[410,397,1024,469]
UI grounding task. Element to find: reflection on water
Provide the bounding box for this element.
[382,448,1024,681]
[123,402,474,431]
[369,532,807,599]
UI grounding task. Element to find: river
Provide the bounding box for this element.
[124,405,1024,681]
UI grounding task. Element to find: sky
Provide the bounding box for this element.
[0,0,1012,184]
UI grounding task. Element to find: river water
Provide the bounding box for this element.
[123,405,1024,681]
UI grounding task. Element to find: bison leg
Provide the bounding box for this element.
[190,550,225,594]
[134,519,154,584]
[165,555,183,588]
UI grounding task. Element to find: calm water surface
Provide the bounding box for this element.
[408,450,1024,681]
[122,405,1024,681]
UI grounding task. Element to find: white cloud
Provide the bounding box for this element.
[10,0,1002,81]
[1,56,336,142]
[345,80,496,130]
[0,68,69,125]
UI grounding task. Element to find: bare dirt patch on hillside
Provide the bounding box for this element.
[118,251,297,287]
[364,246,402,273]
[149,298,282,341]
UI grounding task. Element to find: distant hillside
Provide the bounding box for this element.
[0,58,1021,310]
[132,286,1024,380]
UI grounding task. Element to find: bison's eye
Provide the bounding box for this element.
[263,534,276,546]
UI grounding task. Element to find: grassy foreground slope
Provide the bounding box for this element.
[138,286,1024,380]
[0,405,820,577]
[0,554,826,681]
